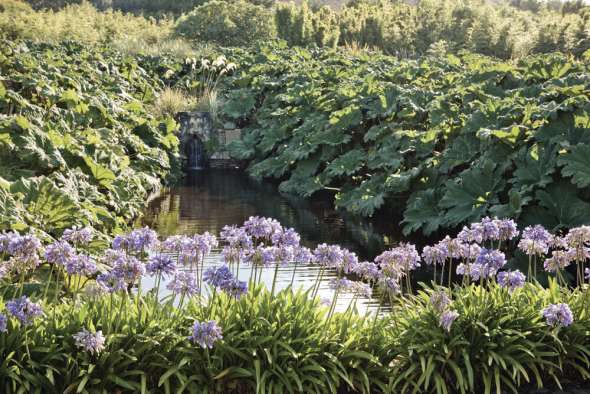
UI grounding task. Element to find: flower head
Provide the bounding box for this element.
[422,245,447,266]
[543,303,573,327]
[194,232,218,256]
[96,272,127,293]
[271,227,300,247]
[190,320,223,349]
[73,329,106,354]
[497,270,526,292]
[518,225,551,256]
[112,256,145,284]
[66,254,97,276]
[146,255,177,277]
[0,313,7,333]
[439,310,459,332]
[62,227,93,245]
[478,217,500,241]
[44,241,75,266]
[294,246,313,264]
[6,296,43,326]
[203,265,234,289]
[223,278,248,298]
[243,216,281,240]
[167,271,199,296]
[375,243,420,279]
[352,261,381,282]
[494,218,519,241]
[565,226,590,249]
[544,250,573,273]
[430,290,451,313]
[328,278,355,292]
[313,244,344,268]
[113,227,158,253]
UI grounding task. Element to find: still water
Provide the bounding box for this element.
[141,169,404,311]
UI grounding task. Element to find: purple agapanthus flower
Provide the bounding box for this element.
[112,256,145,283]
[190,320,223,349]
[113,227,158,253]
[223,278,248,298]
[194,232,218,256]
[585,268,590,280]
[328,278,355,292]
[0,313,7,333]
[96,272,127,293]
[518,225,551,256]
[294,246,313,264]
[479,217,500,241]
[352,261,381,282]
[203,265,234,289]
[313,244,344,268]
[44,241,75,266]
[378,277,401,295]
[457,225,484,244]
[543,303,574,327]
[146,255,177,277]
[476,248,506,270]
[66,254,97,276]
[62,226,93,245]
[437,236,464,259]
[375,243,420,279]
[497,270,526,292]
[494,218,519,241]
[439,310,459,332]
[7,234,41,257]
[243,216,282,240]
[430,290,451,313]
[101,249,127,267]
[0,232,18,254]
[161,235,193,254]
[458,243,482,261]
[73,329,106,354]
[6,296,43,326]
[422,245,448,266]
[220,225,253,249]
[544,250,573,273]
[353,282,372,298]
[271,227,301,247]
[242,245,274,267]
[341,250,359,274]
[166,271,199,296]
[565,226,590,249]
[273,245,296,265]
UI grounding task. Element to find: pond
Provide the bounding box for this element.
[140,169,409,311]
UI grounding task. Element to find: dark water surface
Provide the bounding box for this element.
[141,169,405,311]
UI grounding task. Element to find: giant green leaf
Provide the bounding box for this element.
[83,156,116,188]
[557,144,590,188]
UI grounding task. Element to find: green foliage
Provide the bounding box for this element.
[387,281,590,394]
[221,45,590,235]
[174,0,276,47]
[1,281,588,393]
[0,40,180,238]
[0,0,200,57]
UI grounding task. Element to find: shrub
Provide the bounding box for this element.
[174,0,276,47]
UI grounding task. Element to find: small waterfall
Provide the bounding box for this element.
[185,135,206,170]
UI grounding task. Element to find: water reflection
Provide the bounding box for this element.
[141,169,403,311]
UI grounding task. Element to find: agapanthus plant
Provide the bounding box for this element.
[6,296,43,326]
[73,329,106,355]
[543,303,574,327]
[190,320,223,349]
